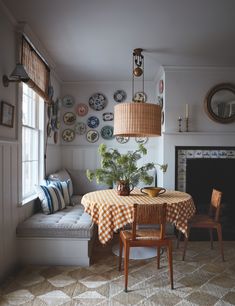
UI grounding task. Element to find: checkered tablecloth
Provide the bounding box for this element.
[81,189,196,244]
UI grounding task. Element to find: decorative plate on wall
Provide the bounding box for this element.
[135,136,148,144]
[86,130,99,143]
[134,92,147,103]
[74,122,87,135]
[101,125,114,140]
[116,136,129,144]
[76,103,89,116]
[62,129,75,142]
[89,93,107,111]
[63,112,76,125]
[103,112,114,121]
[113,90,127,103]
[62,95,75,108]
[54,131,58,144]
[87,116,100,128]
[47,122,52,137]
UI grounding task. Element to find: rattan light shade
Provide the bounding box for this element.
[114,102,161,137]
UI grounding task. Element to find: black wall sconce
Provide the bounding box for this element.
[2,63,29,87]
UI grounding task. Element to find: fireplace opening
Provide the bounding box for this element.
[186,158,235,240]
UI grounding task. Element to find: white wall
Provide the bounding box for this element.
[162,67,235,189]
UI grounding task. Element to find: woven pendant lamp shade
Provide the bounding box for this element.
[114,102,161,137]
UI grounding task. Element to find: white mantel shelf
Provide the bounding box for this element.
[163,131,235,136]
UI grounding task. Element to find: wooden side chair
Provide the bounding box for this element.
[118,203,173,292]
[179,188,224,261]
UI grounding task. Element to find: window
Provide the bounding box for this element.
[22,83,44,203]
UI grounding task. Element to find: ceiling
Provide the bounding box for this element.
[3,0,235,82]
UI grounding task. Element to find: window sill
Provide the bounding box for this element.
[20,194,38,206]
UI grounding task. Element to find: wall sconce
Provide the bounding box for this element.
[2,63,30,87]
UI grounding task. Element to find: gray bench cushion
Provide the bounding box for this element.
[17,204,93,239]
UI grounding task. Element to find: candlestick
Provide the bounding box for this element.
[185,104,189,119]
[178,117,182,132]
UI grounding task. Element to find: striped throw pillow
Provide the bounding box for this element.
[35,184,66,214]
[50,180,71,206]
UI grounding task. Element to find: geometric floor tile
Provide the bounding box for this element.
[185,291,219,306]
[79,275,108,288]
[16,272,45,287]
[48,274,76,287]
[37,290,71,306]
[4,289,34,305]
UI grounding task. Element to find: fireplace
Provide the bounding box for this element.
[175,147,235,240]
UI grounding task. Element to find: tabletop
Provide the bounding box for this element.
[81,188,196,244]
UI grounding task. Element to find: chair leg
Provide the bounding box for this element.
[177,231,181,249]
[167,241,174,289]
[118,235,123,271]
[157,246,161,269]
[209,228,213,249]
[124,241,130,292]
[182,228,190,261]
[216,224,225,262]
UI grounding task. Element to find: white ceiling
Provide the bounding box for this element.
[3,0,235,82]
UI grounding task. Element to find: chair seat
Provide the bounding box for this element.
[189,214,220,228]
[121,229,161,240]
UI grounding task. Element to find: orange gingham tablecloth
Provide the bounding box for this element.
[81,189,196,244]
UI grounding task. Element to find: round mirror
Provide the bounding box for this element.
[204,83,235,123]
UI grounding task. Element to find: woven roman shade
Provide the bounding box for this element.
[21,36,50,103]
[114,103,161,136]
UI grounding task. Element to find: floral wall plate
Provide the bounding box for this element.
[101,125,114,140]
[113,90,127,103]
[87,116,100,128]
[116,136,129,144]
[89,93,107,111]
[103,112,114,121]
[135,136,148,144]
[54,131,58,144]
[134,92,147,103]
[86,130,99,143]
[74,122,87,135]
[76,103,88,116]
[62,95,75,108]
[62,129,75,142]
[63,112,76,125]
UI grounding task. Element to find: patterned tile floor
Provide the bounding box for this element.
[0,238,235,305]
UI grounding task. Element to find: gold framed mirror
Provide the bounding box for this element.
[204,83,235,123]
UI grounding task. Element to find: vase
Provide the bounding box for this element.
[116,180,134,196]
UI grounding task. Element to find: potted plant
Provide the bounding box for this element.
[86,143,167,196]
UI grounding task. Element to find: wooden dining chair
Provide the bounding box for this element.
[118,203,173,292]
[179,188,224,261]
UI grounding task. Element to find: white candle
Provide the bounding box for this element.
[185,104,189,119]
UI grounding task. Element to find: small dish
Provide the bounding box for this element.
[103,112,114,121]
[54,131,58,144]
[74,122,87,135]
[62,129,75,142]
[113,90,127,103]
[87,116,100,128]
[135,137,148,144]
[101,125,114,140]
[134,92,147,103]
[63,112,76,125]
[62,95,75,108]
[89,93,107,111]
[116,136,129,144]
[76,103,89,116]
[86,130,99,143]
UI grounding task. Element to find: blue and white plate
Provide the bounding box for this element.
[113,90,127,103]
[87,116,100,128]
[101,126,114,140]
[103,112,114,121]
[86,130,99,143]
[116,136,129,144]
[89,93,107,111]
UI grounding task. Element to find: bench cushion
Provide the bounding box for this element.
[17,204,93,239]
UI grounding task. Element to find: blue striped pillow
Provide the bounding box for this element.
[44,179,72,206]
[35,184,66,214]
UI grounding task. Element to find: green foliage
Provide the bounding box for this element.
[87,144,167,188]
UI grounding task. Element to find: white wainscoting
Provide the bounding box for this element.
[0,141,34,283]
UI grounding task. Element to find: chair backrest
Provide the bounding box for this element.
[132,203,167,240]
[209,189,222,222]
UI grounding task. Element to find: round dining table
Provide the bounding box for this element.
[81,188,196,245]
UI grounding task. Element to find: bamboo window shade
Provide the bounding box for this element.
[21,36,50,103]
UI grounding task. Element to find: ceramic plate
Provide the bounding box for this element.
[47,122,52,137]
[116,136,129,144]
[103,112,114,121]
[62,129,75,142]
[134,91,147,103]
[54,131,58,144]
[86,130,99,143]
[89,93,107,111]
[62,95,75,108]
[48,85,54,99]
[74,122,87,135]
[76,103,89,116]
[87,116,100,128]
[135,136,148,144]
[101,125,114,140]
[113,90,127,103]
[63,112,76,125]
